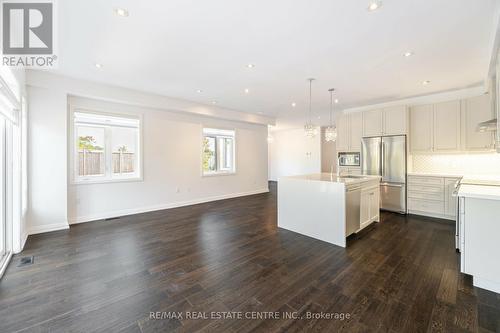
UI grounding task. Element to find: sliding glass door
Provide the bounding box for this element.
[0,116,5,262]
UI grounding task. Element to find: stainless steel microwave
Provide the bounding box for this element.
[338,152,360,167]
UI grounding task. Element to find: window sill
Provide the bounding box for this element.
[71,177,144,185]
[202,171,236,177]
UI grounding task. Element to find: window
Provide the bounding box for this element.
[73,111,141,183]
[202,128,235,175]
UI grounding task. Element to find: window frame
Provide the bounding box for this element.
[201,127,236,177]
[70,108,143,185]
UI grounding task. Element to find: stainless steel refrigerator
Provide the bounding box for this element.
[361,135,407,213]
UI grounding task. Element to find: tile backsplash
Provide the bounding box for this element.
[411,153,500,175]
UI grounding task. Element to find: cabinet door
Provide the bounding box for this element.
[463,95,494,151]
[410,104,433,152]
[445,178,459,217]
[360,190,371,227]
[348,167,361,175]
[362,109,383,137]
[383,106,407,135]
[369,187,380,222]
[433,100,461,152]
[339,166,349,176]
[335,114,349,152]
[349,112,363,151]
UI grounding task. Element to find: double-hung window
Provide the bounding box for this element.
[202,128,235,175]
[73,111,142,183]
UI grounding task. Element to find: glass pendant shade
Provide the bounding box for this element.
[324,125,337,142]
[304,78,317,138]
[325,88,337,142]
[304,123,317,138]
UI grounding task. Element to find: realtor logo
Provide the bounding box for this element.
[1,0,57,67]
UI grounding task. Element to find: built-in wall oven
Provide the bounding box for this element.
[338,152,360,167]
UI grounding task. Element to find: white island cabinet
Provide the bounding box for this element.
[458,184,500,293]
[278,173,381,248]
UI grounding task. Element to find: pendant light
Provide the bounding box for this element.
[324,88,338,142]
[304,78,317,138]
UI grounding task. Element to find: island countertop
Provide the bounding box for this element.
[282,173,381,185]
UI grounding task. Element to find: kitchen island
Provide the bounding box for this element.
[457,180,500,293]
[278,173,381,248]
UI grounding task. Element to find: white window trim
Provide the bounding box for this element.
[69,108,144,185]
[201,127,236,177]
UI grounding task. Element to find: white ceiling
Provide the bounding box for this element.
[53,0,499,129]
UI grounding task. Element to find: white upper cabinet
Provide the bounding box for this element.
[349,112,363,151]
[362,107,408,137]
[335,112,362,152]
[433,100,461,152]
[362,109,383,137]
[383,106,408,135]
[410,104,433,152]
[409,95,493,153]
[462,94,494,151]
[335,113,349,152]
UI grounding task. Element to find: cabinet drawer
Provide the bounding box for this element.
[408,198,445,215]
[408,176,444,186]
[408,184,443,194]
[349,168,361,175]
[408,190,444,201]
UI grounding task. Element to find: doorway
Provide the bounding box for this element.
[0,115,7,274]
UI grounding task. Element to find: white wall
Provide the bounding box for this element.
[26,72,269,233]
[68,97,268,223]
[26,86,69,234]
[268,128,321,181]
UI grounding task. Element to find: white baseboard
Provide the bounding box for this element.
[0,252,13,278]
[408,210,455,221]
[69,188,269,225]
[473,276,500,294]
[28,222,70,235]
[18,231,28,253]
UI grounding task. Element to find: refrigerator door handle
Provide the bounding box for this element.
[381,141,385,177]
[381,182,404,188]
[379,141,383,177]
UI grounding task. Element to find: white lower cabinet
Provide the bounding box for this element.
[338,166,361,176]
[408,175,460,220]
[460,196,500,293]
[360,185,380,229]
[445,178,460,216]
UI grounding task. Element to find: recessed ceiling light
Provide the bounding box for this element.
[196,89,203,93]
[334,99,339,104]
[291,102,297,107]
[244,88,250,94]
[367,1,382,11]
[422,80,430,85]
[403,51,414,57]
[94,63,103,69]
[211,101,217,105]
[114,8,129,17]
[247,64,255,68]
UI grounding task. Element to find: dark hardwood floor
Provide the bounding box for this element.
[1,182,499,332]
